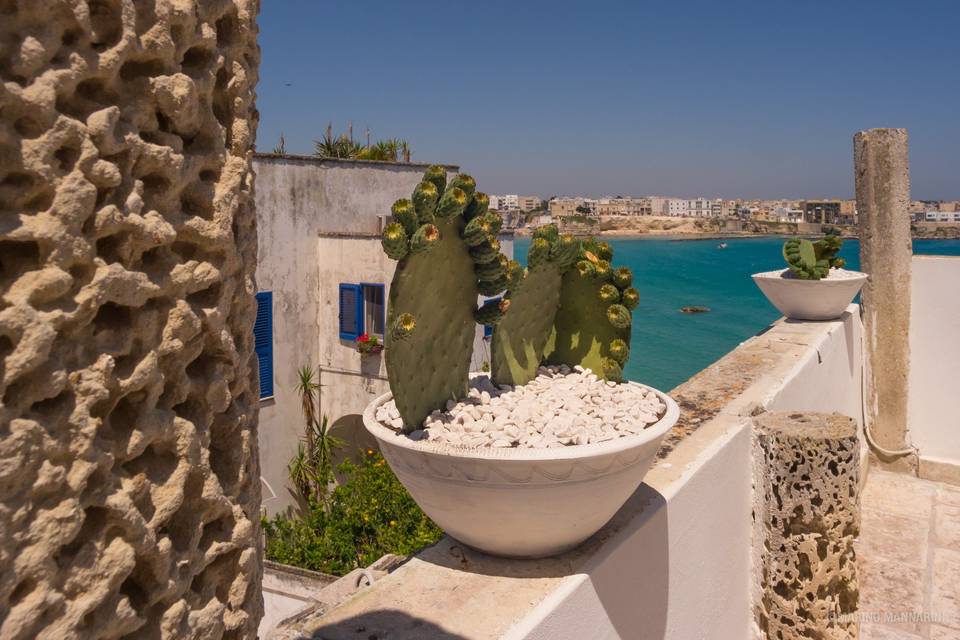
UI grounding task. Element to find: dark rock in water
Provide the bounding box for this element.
[680,306,710,313]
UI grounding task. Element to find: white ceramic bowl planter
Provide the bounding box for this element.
[752,269,868,321]
[363,379,679,558]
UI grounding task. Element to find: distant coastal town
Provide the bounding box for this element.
[489,194,960,238]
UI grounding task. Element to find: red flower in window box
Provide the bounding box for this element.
[355,333,383,355]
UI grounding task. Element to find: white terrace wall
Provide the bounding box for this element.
[0,2,262,638]
[908,255,960,478]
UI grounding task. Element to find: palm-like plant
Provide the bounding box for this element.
[296,366,319,459]
[291,365,344,502]
[311,415,345,492]
[288,443,313,499]
[313,123,411,162]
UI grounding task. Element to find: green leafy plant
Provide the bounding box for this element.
[263,451,443,576]
[782,236,846,280]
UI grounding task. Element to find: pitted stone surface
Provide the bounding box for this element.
[752,412,861,640]
[0,2,262,639]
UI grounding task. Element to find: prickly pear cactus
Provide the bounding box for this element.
[546,239,638,381]
[783,235,845,280]
[490,225,579,386]
[382,166,508,431]
[815,234,846,269]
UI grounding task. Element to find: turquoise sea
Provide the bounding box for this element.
[513,237,960,391]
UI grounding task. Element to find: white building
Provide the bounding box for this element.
[489,194,521,212]
[667,198,690,217]
[688,198,712,217]
[924,210,960,223]
[773,206,804,222]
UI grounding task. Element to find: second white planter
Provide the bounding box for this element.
[752,269,868,321]
[363,381,679,558]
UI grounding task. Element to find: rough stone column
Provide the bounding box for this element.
[0,2,262,639]
[854,128,916,472]
[752,412,860,640]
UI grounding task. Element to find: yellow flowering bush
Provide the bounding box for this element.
[263,451,442,576]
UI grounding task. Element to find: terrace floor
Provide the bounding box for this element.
[858,469,960,639]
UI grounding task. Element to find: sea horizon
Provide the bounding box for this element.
[512,236,960,391]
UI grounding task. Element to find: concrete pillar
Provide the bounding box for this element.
[854,128,916,472]
[752,412,860,640]
[0,2,262,638]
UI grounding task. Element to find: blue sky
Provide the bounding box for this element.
[257,1,959,200]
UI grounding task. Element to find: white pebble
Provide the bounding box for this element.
[386,370,665,450]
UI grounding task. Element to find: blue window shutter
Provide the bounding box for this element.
[339,284,363,340]
[254,291,273,399]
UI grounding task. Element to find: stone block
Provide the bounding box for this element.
[752,412,861,640]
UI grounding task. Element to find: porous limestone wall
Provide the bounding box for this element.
[752,412,860,640]
[0,2,262,638]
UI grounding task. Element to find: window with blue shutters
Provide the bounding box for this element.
[339,283,363,340]
[254,291,274,399]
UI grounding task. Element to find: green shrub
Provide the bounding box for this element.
[262,451,442,576]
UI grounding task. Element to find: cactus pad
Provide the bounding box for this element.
[391,199,419,235]
[412,181,439,224]
[381,222,409,260]
[490,226,580,386]
[382,166,511,431]
[464,192,490,221]
[782,235,845,280]
[545,239,635,381]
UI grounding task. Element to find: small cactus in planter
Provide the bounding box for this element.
[782,235,846,280]
[753,232,866,321]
